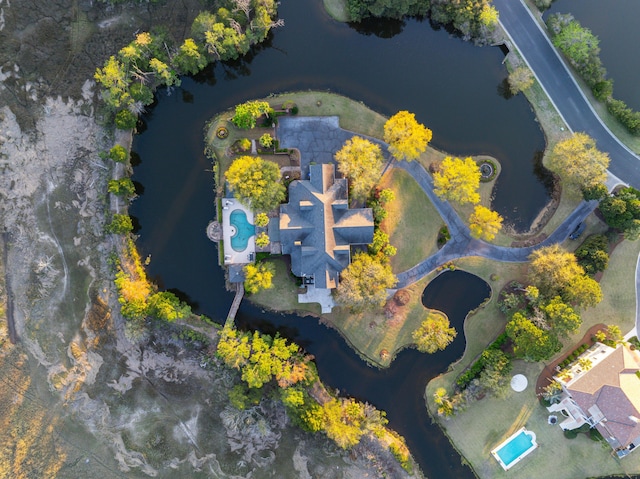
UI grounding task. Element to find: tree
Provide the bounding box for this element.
[243,262,275,294]
[575,234,609,275]
[259,133,273,148]
[225,156,286,211]
[322,399,365,449]
[506,312,561,361]
[147,291,191,321]
[548,133,609,190]
[108,178,136,197]
[542,296,581,338]
[115,110,137,130]
[232,100,272,129]
[478,349,512,398]
[469,205,503,241]
[600,187,640,240]
[528,244,584,297]
[254,212,269,227]
[106,214,133,234]
[433,387,456,417]
[335,136,384,202]
[582,182,608,201]
[565,274,602,308]
[173,38,208,75]
[508,66,535,95]
[149,57,180,87]
[108,144,128,163]
[255,231,270,248]
[335,252,397,311]
[94,56,131,109]
[383,111,432,161]
[412,312,457,354]
[433,156,481,205]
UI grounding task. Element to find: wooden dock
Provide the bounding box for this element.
[225,282,244,328]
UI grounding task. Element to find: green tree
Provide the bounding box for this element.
[108,144,128,163]
[129,83,154,106]
[469,205,503,241]
[173,38,208,75]
[335,252,397,311]
[433,387,456,417]
[108,178,136,197]
[243,261,275,294]
[335,136,384,202]
[548,133,609,190]
[259,133,274,148]
[147,291,191,321]
[232,100,272,129]
[115,110,137,130]
[433,156,481,205]
[225,156,286,211]
[106,214,133,234]
[478,349,512,398]
[506,312,562,361]
[412,312,457,354]
[600,187,640,240]
[508,66,535,95]
[575,234,609,275]
[543,296,581,338]
[383,111,432,161]
[582,182,609,201]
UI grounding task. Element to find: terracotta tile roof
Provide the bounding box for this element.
[568,346,640,449]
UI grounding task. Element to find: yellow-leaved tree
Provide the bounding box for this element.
[383,111,432,161]
[433,156,481,204]
[335,136,384,202]
[412,312,457,354]
[548,133,609,190]
[225,156,285,211]
[469,205,503,241]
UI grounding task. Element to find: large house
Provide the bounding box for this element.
[547,342,640,458]
[279,163,374,291]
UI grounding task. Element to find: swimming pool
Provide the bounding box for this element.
[491,428,537,471]
[229,209,255,252]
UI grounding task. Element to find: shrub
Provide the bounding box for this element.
[106,214,133,234]
[108,178,136,197]
[115,109,137,130]
[129,82,154,105]
[607,98,640,135]
[394,289,411,306]
[564,429,578,439]
[238,138,252,151]
[109,144,128,163]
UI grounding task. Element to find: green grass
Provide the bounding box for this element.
[379,167,440,273]
[323,275,437,367]
[425,239,640,479]
[249,257,320,315]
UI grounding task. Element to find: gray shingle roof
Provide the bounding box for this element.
[279,164,374,289]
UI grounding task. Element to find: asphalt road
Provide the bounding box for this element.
[493,0,640,187]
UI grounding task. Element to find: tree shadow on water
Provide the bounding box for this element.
[348,17,406,38]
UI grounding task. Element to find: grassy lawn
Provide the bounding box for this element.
[425,239,640,479]
[249,257,321,316]
[379,167,440,274]
[323,275,436,368]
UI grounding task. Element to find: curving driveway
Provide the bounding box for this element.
[277,117,597,287]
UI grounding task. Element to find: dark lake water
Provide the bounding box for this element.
[545,0,640,111]
[128,0,571,476]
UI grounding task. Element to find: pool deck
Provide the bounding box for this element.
[221,198,256,265]
[491,427,538,471]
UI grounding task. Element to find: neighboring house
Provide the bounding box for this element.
[547,342,640,458]
[279,163,374,290]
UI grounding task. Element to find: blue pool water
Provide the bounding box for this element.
[496,430,534,466]
[230,210,254,252]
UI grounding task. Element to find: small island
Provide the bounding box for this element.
[205,91,640,479]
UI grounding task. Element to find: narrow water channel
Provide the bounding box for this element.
[130,0,551,476]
